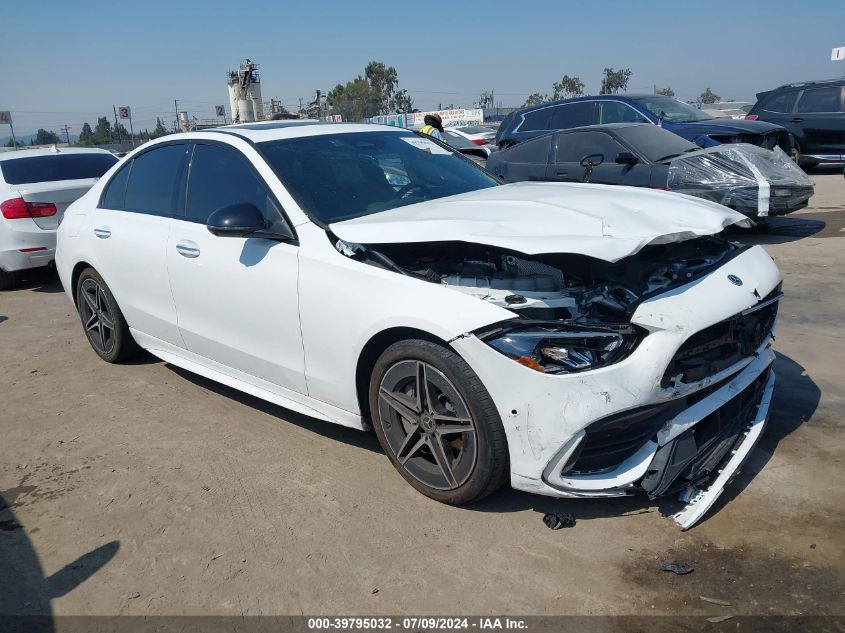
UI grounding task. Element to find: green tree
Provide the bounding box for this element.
[655,86,675,97]
[4,138,17,147]
[391,88,414,114]
[522,92,547,107]
[698,87,721,104]
[328,61,413,120]
[152,117,168,138]
[78,122,94,144]
[551,75,585,101]
[599,68,633,94]
[94,117,112,143]
[327,76,374,121]
[114,122,130,140]
[33,129,60,145]
[365,61,399,115]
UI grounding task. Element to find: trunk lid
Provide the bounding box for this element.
[8,178,98,230]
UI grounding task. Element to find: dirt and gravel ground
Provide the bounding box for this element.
[1,170,843,619]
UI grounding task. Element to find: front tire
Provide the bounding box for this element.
[369,339,509,505]
[75,268,139,363]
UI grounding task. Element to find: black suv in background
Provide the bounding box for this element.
[747,79,845,167]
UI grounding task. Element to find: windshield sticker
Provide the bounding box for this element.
[400,137,451,155]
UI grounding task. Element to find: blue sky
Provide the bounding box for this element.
[3,0,844,136]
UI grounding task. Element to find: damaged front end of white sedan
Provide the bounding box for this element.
[330,182,781,529]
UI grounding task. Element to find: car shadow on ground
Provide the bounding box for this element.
[0,492,119,625]
[164,364,382,454]
[14,268,64,294]
[467,352,819,530]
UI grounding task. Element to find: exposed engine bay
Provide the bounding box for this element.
[334,235,739,323]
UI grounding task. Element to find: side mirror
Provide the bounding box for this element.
[580,153,604,167]
[615,151,639,165]
[206,203,267,238]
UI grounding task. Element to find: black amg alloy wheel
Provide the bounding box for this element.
[75,268,138,363]
[370,340,508,504]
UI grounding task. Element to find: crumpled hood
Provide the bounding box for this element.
[329,182,751,262]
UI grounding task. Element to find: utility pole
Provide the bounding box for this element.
[174,100,179,132]
[298,97,303,115]
[61,124,72,144]
[112,106,123,146]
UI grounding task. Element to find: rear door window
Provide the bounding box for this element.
[763,91,797,113]
[123,144,189,216]
[501,135,553,163]
[0,153,117,185]
[519,108,553,132]
[186,144,280,223]
[597,101,646,124]
[100,162,132,209]
[550,102,598,129]
[796,87,844,113]
[555,131,623,163]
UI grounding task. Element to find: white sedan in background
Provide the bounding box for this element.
[0,147,117,289]
[57,122,781,528]
[445,125,497,145]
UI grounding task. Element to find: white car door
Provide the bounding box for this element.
[166,141,306,393]
[90,143,189,347]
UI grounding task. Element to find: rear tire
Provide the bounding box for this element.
[369,339,509,505]
[75,267,139,363]
[0,269,22,291]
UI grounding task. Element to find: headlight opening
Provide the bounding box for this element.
[485,324,642,374]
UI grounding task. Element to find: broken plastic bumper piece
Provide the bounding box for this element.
[672,369,775,529]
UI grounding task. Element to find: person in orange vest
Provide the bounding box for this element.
[419,113,446,141]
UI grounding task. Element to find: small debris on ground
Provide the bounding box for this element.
[707,615,733,623]
[810,543,817,549]
[659,560,694,575]
[127,592,140,599]
[542,512,576,530]
[700,596,732,606]
[371,588,379,595]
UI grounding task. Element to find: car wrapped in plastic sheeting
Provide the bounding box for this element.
[667,144,814,218]
[486,123,814,220]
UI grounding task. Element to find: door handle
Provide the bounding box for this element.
[93,227,111,239]
[175,241,200,258]
[789,117,804,123]
[555,170,568,176]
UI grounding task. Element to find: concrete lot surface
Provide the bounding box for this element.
[1,172,843,617]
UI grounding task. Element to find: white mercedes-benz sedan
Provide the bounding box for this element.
[56,122,782,528]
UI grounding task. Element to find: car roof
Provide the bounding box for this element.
[0,146,115,162]
[512,93,654,117]
[202,121,412,143]
[774,78,845,90]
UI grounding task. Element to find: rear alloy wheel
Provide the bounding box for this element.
[76,268,138,363]
[370,340,508,505]
[0,269,22,291]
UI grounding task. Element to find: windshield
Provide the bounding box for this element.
[614,124,699,162]
[0,153,118,185]
[630,96,714,123]
[258,131,499,224]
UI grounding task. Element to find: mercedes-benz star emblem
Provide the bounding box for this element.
[728,274,743,286]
